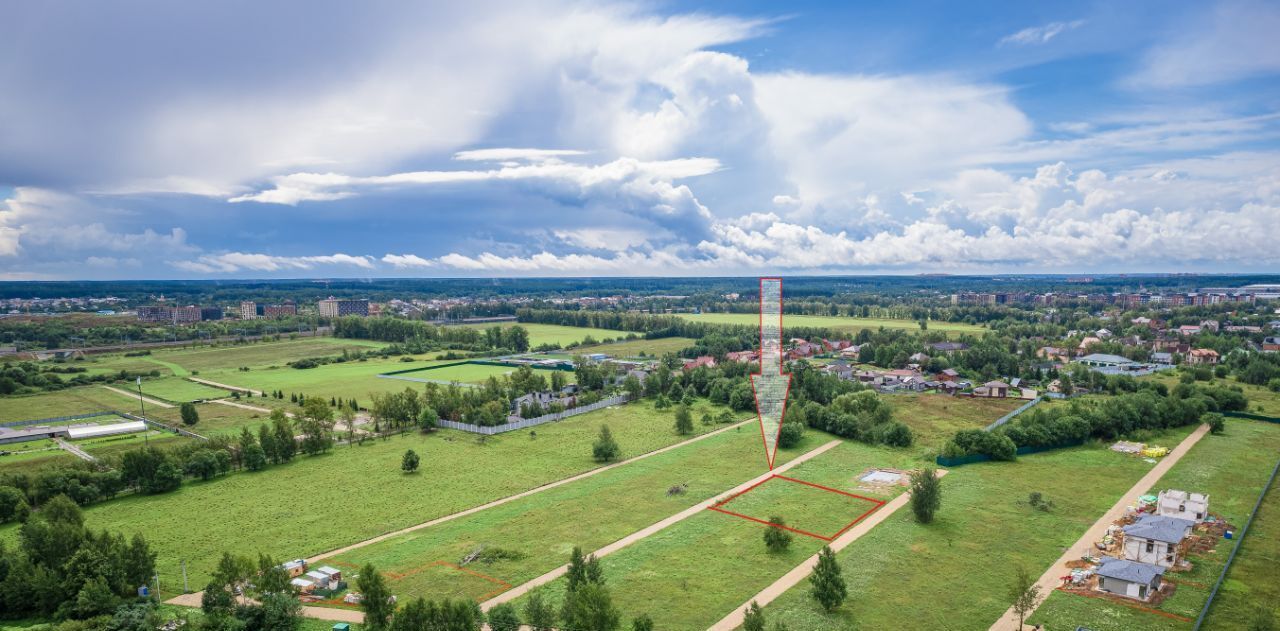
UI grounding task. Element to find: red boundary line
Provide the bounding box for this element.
[752,277,791,470]
[707,474,885,541]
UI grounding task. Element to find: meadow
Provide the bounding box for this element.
[387,362,574,385]
[1200,456,1279,629]
[754,424,1203,630]
[673,313,986,337]
[889,393,1022,449]
[511,439,915,629]
[1028,419,1280,630]
[458,322,637,348]
[569,336,696,358]
[0,398,734,595]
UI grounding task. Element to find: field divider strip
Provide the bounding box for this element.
[988,422,1211,631]
[100,385,174,408]
[707,469,947,631]
[480,439,843,611]
[187,377,262,396]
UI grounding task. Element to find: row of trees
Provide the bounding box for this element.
[333,317,530,352]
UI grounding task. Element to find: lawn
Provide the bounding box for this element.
[753,424,1201,630]
[0,398,737,596]
[1028,419,1280,631]
[673,313,986,337]
[137,377,233,403]
[0,387,138,423]
[145,401,279,437]
[190,356,456,402]
[889,393,1023,450]
[388,362,570,385]
[570,336,696,358]
[459,323,638,348]
[316,413,789,606]
[1200,453,1280,629]
[510,438,916,630]
[0,439,76,472]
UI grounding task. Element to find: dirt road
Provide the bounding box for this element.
[987,423,1211,630]
[481,439,844,612]
[707,469,948,630]
[101,385,174,408]
[188,377,263,396]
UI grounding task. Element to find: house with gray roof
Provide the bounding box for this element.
[1096,557,1165,601]
[1123,514,1194,567]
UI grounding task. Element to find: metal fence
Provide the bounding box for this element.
[984,397,1044,431]
[435,395,630,435]
[1,411,120,428]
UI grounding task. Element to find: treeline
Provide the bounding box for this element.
[333,317,530,352]
[0,495,157,619]
[0,405,338,518]
[943,380,1249,460]
[0,315,319,351]
[0,361,162,395]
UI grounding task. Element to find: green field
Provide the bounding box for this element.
[890,393,1022,449]
[1029,419,1280,631]
[136,377,233,403]
[388,362,572,385]
[753,424,1201,630]
[1201,457,1280,629]
[318,411,779,605]
[0,439,76,472]
[459,322,638,348]
[0,387,137,423]
[570,336,696,358]
[511,439,914,629]
[192,356,456,402]
[0,399,736,595]
[673,313,986,337]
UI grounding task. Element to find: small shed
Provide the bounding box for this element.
[290,577,315,593]
[1096,558,1165,601]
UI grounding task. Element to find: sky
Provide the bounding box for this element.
[2,0,1279,280]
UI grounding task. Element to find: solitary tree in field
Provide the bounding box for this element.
[1009,565,1041,630]
[743,601,766,631]
[357,563,393,631]
[674,404,694,435]
[401,449,420,473]
[179,402,199,426]
[764,516,793,552]
[910,466,942,524]
[593,425,620,462]
[809,546,846,612]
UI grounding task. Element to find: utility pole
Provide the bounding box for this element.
[137,376,148,446]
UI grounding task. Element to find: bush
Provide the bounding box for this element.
[1204,412,1226,435]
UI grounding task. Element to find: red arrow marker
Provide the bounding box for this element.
[751,278,791,469]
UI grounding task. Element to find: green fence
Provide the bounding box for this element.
[1225,411,1280,423]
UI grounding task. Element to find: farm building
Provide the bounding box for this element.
[1122,515,1194,567]
[65,420,147,440]
[1157,489,1209,523]
[279,559,308,577]
[1095,557,1165,601]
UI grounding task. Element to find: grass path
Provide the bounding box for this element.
[480,440,844,613]
[188,377,260,395]
[142,356,190,377]
[988,423,1210,630]
[100,385,173,408]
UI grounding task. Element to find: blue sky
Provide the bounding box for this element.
[2,0,1278,279]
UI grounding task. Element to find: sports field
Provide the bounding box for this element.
[1029,419,1280,630]
[754,424,1204,630]
[673,313,985,336]
[0,398,734,594]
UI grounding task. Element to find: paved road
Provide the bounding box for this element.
[165,418,755,616]
[987,423,1211,630]
[101,385,174,408]
[708,469,948,630]
[481,439,845,612]
[188,377,262,396]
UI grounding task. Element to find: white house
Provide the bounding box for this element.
[1122,515,1194,568]
[1095,557,1165,601]
[1157,490,1209,523]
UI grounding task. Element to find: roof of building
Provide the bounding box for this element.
[1096,557,1166,584]
[1123,515,1195,544]
[1077,353,1136,365]
[64,420,147,440]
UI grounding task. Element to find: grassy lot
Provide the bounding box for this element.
[1201,455,1280,629]
[570,336,696,358]
[317,414,789,605]
[1141,372,1280,417]
[673,313,986,337]
[1028,419,1280,631]
[0,387,139,422]
[146,401,279,437]
[0,399,736,595]
[510,439,916,629]
[389,362,569,385]
[890,393,1023,450]
[137,377,232,403]
[459,323,637,348]
[753,424,1201,630]
[191,356,455,402]
[0,439,76,472]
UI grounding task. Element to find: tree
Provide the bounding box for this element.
[1009,565,1041,631]
[593,425,620,462]
[561,583,620,631]
[631,614,654,631]
[298,398,335,455]
[358,563,394,631]
[742,601,766,631]
[402,449,420,474]
[674,404,694,435]
[69,575,119,619]
[243,443,267,471]
[271,411,296,462]
[909,466,942,524]
[764,516,793,552]
[777,420,805,448]
[523,592,557,631]
[808,546,846,612]
[1204,411,1226,434]
[0,485,30,523]
[179,402,199,426]
[260,592,303,631]
[488,603,522,631]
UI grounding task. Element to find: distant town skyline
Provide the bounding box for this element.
[2,0,1278,279]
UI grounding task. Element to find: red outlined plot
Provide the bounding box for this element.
[707,474,886,541]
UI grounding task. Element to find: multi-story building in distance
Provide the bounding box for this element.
[137,305,172,323]
[318,298,369,318]
[239,301,257,320]
[171,305,202,324]
[263,302,297,318]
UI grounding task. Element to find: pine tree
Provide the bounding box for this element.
[764,516,793,552]
[809,546,847,612]
[358,564,394,631]
[402,449,420,473]
[743,601,766,631]
[593,425,620,462]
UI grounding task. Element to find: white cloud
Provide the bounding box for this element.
[1128,1,1280,88]
[998,20,1085,46]
[0,187,194,258]
[453,148,587,163]
[173,252,374,274]
[381,253,435,269]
